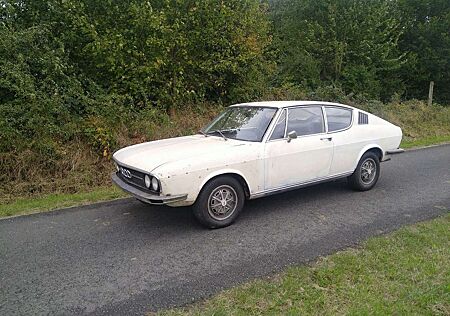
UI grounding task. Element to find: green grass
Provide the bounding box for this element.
[160,214,450,316]
[0,186,126,218]
[401,135,450,149]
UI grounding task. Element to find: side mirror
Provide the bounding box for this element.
[287,131,297,143]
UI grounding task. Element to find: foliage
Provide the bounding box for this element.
[0,0,272,193]
[3,0,272,108]
[269,0,450,103]
[0,23,76,152]
[270,0,406,101]
[0,0,450,199]
[0,106,221,202]
[397,0,450,103]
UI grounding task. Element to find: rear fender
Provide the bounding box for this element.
[354,144,384,170]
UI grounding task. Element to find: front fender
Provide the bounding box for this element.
[199,168,253,196]
[156,167,255,207]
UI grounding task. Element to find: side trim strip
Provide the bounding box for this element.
[250,171,353,199]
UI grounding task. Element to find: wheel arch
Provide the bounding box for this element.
[354,145,383,170]
[198,170,251,200]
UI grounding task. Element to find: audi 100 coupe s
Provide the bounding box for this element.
[112,101,403,228]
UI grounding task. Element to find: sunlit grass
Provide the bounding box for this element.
[0,186,126,218]
[160,214,450,315]
[401,135,450,149]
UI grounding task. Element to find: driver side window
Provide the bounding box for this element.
[287,106,325,136]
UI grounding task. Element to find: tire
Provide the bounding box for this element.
[193,176,245,228]
[348,151,380,191]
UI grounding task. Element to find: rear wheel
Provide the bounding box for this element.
[193,176,245,228]
[348,151,380,191]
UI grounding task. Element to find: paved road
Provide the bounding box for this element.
[1,145,449,315]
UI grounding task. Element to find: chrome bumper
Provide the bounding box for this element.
[382,148,405,162]
[111,173,187,205]
[386,148,405,155]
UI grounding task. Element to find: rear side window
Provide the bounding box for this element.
[287,106,325,136]
[325,107,352,132]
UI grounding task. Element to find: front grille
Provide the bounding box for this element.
[117,165,153,193]
[358,112,369,124]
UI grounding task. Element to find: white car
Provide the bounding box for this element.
[112,101,403,228]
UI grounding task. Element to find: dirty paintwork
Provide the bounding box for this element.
[112,101,402,207]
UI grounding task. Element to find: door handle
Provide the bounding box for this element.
[320,137,332,141]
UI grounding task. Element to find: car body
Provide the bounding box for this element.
[112,101,403,227]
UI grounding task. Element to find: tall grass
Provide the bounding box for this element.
[0,106,221,204]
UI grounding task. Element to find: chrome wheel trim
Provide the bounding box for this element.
[207,185,238,221]
[360,158,377,184]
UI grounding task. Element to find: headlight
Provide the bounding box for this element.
[151,177,159,191]
[144,175,151,188]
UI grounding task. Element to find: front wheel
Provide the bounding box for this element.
[193,176,245,228]
[348,151,380,191]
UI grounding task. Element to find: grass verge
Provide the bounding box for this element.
[401,135,450,149]
[159,214,450,315]
[0,186,126,218]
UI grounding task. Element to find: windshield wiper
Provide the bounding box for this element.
[208,130,228,141]
[198,130,208,137]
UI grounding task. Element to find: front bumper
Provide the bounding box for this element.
[111,173,187,205]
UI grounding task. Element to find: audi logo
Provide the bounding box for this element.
[120,167,132,179]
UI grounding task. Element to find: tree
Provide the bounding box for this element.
[0,0,272,154]
[397,0,450,103]
[270,0,406,100]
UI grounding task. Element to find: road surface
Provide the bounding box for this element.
[1,144,449,315]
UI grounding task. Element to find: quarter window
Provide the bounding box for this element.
[269,109,287,140]
[287,106,325,136]
[325,107,352,132]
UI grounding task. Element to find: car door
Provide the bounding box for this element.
[264,106,334,190]
[324,106,355,175]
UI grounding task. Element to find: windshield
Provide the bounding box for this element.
[202,106,277,142]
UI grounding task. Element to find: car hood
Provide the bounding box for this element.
[113,135,248,173]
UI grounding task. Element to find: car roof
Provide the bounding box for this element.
[230,101,355,110]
